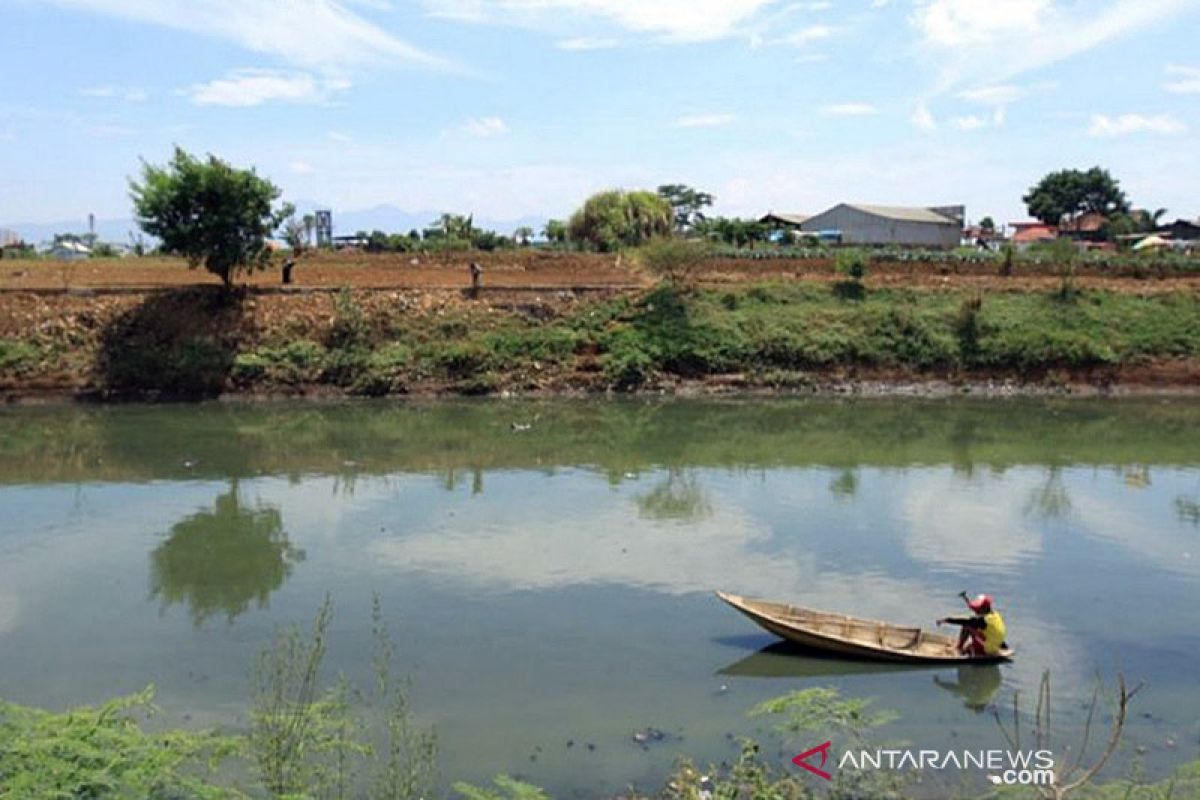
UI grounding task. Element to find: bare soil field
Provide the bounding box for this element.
[3,250,1198,295]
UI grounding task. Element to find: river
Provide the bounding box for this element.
[1,398,1197,796]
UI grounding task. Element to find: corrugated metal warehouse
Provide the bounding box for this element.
[800,203,964,248]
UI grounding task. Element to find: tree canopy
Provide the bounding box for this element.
[567,190,673,252]
[657,184,714,232]
[696,216,770,248]
[1022,167,1130,226]
[130,147,292,287]
[542,219,568,244]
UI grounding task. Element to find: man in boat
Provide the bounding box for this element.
[937,593,1007,657]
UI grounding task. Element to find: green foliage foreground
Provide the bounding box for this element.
[6,679,1198,800]
[0,687,238,798]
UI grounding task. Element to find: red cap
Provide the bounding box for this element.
[968,594,993,613]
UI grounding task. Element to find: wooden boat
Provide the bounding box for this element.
[716,591,1013,664]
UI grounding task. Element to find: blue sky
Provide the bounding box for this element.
[2,0,1199,230]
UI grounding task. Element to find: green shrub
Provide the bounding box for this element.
[600,326,657,387]
[231,351,268,383]
[327,288,369,349]
[635,237,710,287]
[835,248,869,282]
[0,340,41,375]
[0,687,239,798]
[432,341,493,379]
[954,294,984,362]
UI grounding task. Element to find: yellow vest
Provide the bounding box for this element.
[981,611,1007,655]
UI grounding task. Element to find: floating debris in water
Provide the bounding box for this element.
[632,727,669,749]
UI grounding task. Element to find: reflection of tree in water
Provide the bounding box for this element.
[149,481,304,625]
[1025,468,1072,520]
[828,469,858,501]
[635,470,712,522]
[1176,496,1200,527]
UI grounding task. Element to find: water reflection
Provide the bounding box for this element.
[1176,496,1200,527]
[828,469,858,501]
[932,665,1003,712]
[148,481,304,625]
[717,645,1002,712]
[634,470,712,522]
[2,398,1199,794]
[902,471,1043,571]
[718,643,937,679]
[1024,467,1072,520]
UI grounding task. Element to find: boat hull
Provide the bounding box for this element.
[716,591,1013,665]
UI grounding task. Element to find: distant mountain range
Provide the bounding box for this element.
[3,203,550,245]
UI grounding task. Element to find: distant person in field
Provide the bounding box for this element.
[937,592,1008,657]
[282,257,295,285]
[469,261,483,298]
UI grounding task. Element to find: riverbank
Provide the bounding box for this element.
[3,280,1199,400]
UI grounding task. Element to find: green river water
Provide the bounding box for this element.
[0,398,1198,797]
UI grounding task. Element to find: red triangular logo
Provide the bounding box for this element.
[792,741,833,780]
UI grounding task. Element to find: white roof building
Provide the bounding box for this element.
[800,203,965,248]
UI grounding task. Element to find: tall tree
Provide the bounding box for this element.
[657,184,714,232]
[130,147,292,288]
[1022,167,1130,226]
[301,213,316,247]
[542,219,568,244]
[567,190,672,252]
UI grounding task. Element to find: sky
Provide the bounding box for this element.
[2,0,1199,232]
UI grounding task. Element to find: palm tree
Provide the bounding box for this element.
[1139,207,1167,232]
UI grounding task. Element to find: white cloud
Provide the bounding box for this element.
[957,84,1023,105]
[327,130,353,142]
[43,0,453,72]
[911,100,936,130]
[913,0,1048,48]
[821,102,878,116]
[912,0,1196,93]
[779,24,833,46]
[289,160,315,174]
[672,113,736,129]
[461,116,509,137]
[187,69,350,107]
[1087,112,1186,137]
[952,106,1005,131]
[80,84,147,102]
[555,36,620,50]
[1164,64,1200,94]
[421,0,780,42]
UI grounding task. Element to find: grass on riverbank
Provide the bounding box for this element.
[4,683,1197,799]
[3,282,1200,397]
